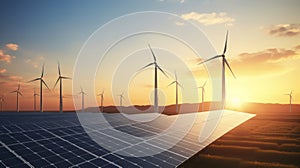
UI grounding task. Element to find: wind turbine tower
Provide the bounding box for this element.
[28,64,50,112]
[97,90,104,112]
[198,81,207,112]
[140,44,168,113]
[118,93,124,112]
[198,31,236,106]
[79,87,87,112]
[33,88,39,112]
[168,71,182,113]
[0,96,5,112]
[10,83,22,112]
[285,90,293,112]
[53,62,71,113]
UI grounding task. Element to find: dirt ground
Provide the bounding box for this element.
[179,110,300,168]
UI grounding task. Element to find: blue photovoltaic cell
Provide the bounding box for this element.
[0,111,254,167]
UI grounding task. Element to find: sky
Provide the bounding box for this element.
[0,0,300,111]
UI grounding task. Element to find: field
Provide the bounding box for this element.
[180,107,300,168]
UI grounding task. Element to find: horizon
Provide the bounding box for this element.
[1,0,300,111]
[1,101,299,113]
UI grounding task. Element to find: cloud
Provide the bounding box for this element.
[0,73,22,82]
[175,21,185,26]
[0,68,23,91]
[181,12,235,26]
[5,43,19,51]
[0,50,13,63]
[293,45,300,51]
[26,56,45,68]
[0,69,6,74]
[230,45,300,76]
[266,24,300,37]
[237,48,297,63]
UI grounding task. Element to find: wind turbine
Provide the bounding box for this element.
[97,90,104,112]
[118,92,124,113]
[198,81,207,112]
[33,88,39,112]
[198,31,236,106]
[10,83,22,112]
[53,62,71,113]
[140,44,168,113]
[168,71,182,113]
[28,64,50,112]
[78,87,87,112]
[0,96,5,112]
[284,90,293,112]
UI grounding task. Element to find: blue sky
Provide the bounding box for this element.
[1,0,300,110]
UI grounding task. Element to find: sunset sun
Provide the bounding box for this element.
[229,97,243,108]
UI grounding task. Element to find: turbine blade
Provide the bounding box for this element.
[139,62,155,71]
[97,90,104,96]
[178,82,183,88]
[224,58,236,79]
[53,78,60,89]
[148,44,156,62]
[27,78,40,83]
[223,30,228,55]
[157,65,169,78]
[203,80,207,87]
[58,62,61,76]
[175,71,177,81]
[198,55,222,65]
[18,92,23,96]
[61,76,72,80]
[18,83,20,90]
[41,79,50,90]
[41,64,45,78]
[168,81,176,86]
[10,91,17,93]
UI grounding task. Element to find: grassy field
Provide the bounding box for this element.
[180,109,300,168]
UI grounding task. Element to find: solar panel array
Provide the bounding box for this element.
[0,110,255,168]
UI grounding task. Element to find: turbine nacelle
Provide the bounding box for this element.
[197,31,236,105]
[168,71,183,88]
[97,90,104,96]
[79,87,88,96]
[28,65,50,90]
[53,62,72,89]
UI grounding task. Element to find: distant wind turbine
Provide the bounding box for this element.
[198,81,207,112]
[140,44,168,113]
[53,62,71,113]
[33,88,39,112]
[168,71,182,113]
[198,31,236,106]
[78,87,87,112]
[97,90,104,112]
[284,90,293,112]
[118,92,124,113]
[10,83,22,112]
[28,64,50,112]
[0,96,5,112]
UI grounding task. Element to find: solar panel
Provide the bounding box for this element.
[0,110,254,167]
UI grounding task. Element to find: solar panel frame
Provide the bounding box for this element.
[0,111,255,167]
